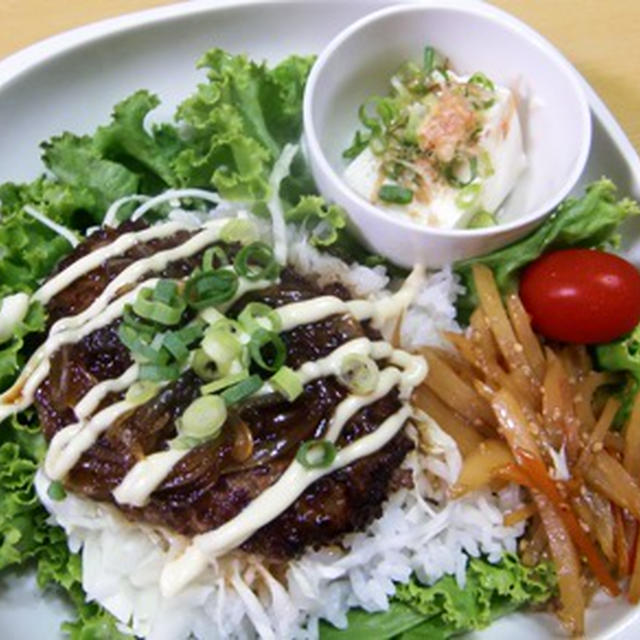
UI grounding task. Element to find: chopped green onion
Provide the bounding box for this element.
[139,362,181,381]
[118,324,169,364]
[376,100,395,126]
[163,332,190,363]
[47,481,67,501]
[154,279,179,305]
[192,349,219,381]
[444,155,478,188]
[477,150,495,178]
[201,370,250,395]
[369,135,387,155]
[210,317,246,340]
[220,374,263,405]
[185,268,239,310]
[169,434,205,451]
[125,380,159,404]
[249,329,286,373]
[199,306,225,326]
[122,305,154,334]
[175,320,205,345]
[234,242,279,282]
[467,73,496,109]
[150,332,165,353]
[467,210,497,229]
[423,46,435,74]
[403,106,425,145]
[455,183,482,210]
[296,440,337,469]
[378,184,413,205]
[133,287,185,326]
[202,246,228,271]
[358,97,383,134]
[220,218,259,245]
[469,72,495,92]
[202,325,245,374]
[180,395,227,440]
[238,302,281,334]
[270,366,303,401]
[339,354,380,395]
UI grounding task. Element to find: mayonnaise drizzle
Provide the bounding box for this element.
[0,204,429,597]
[33,221,186,305]
[1,216,251,417]
[112,352,425,511]
[258,338,426,400]
[1,279,159,417]
[324,367,403,442]
[74,365,139,420]
[23,205,80,248]
[160,404,413,597]
[274,264,425,332]
[45,393,157,480]
[50,219,228,335]
[0,292,30,344]
[112,449,189,507]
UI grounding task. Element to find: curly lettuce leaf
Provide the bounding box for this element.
[285,195,347,247]
[596,323,640,421]
[0,410,129,638]
[0,179,96,296]
[0,301,45,392]
[42,91,182,212]
[455,179,640,320]
[173,48,314,202]
[320,554,556,640]
[42,134,140,215]
[92,90,181,192]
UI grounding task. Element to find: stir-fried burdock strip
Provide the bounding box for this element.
[35,225,412,560]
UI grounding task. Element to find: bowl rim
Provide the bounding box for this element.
[302,0,593,239]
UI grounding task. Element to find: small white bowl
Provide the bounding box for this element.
[303,1,592,268]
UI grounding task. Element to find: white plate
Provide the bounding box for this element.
[0,1,639,638]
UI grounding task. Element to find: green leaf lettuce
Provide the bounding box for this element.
[173,48,314,202]
[455,179,640,320]
[320,554,556,640]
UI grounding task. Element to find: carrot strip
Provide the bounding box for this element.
[517,449,620,596]
[495,462,536,490]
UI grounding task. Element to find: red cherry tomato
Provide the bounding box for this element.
[519,249,640,344]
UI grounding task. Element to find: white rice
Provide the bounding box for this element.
[286,224,463,349]
[35,213,524,639]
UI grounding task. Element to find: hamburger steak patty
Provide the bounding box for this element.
[35,224,413,560]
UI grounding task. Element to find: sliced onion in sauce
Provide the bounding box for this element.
[230,415,254,463]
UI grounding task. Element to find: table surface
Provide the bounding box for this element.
[1,0,638,153]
